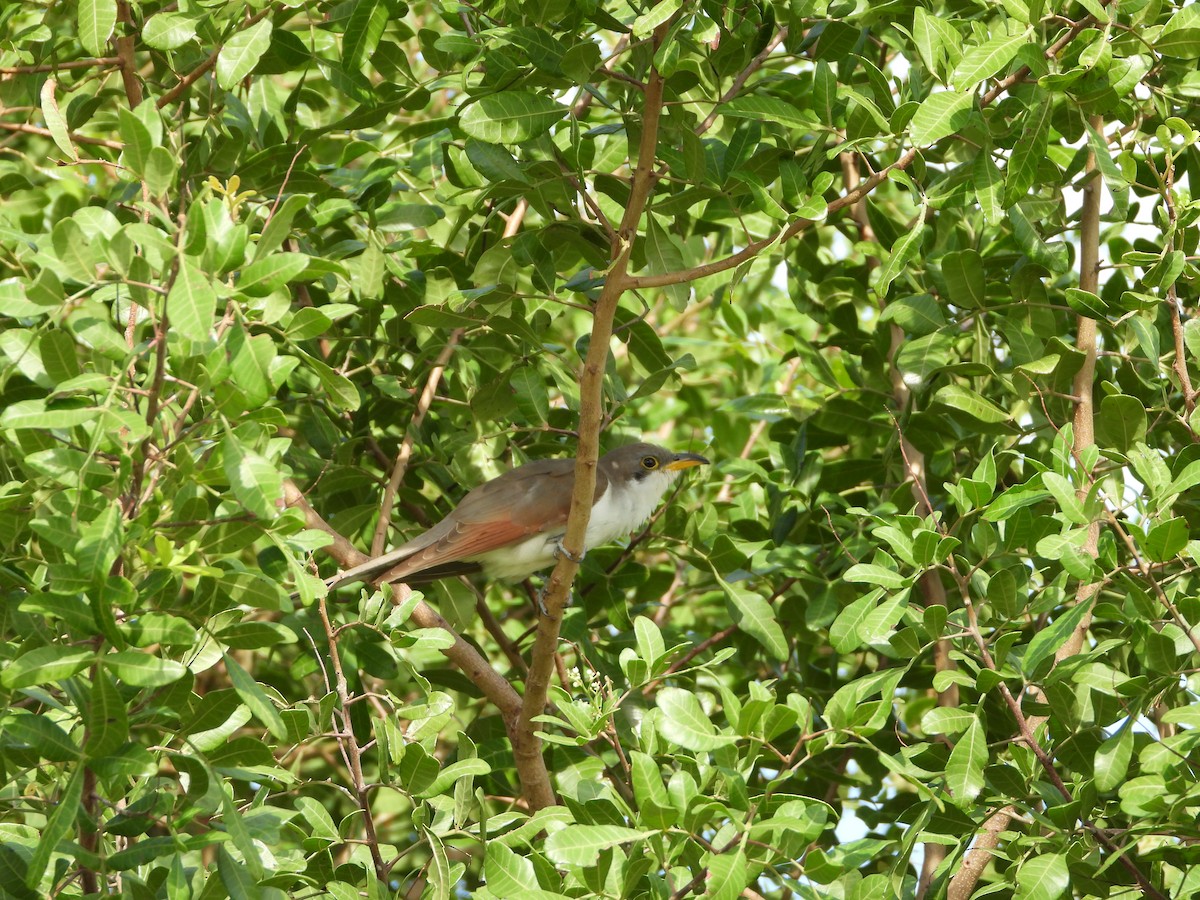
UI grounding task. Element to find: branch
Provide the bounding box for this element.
[513,23,673,812]
[0,57,120,75]
[981,11,1102,105]
[155,8,273,109]
[0,117,121,150]
[952,569,1165,899]
[623,147,919,290]
[1158,138,1195,418]
[115,1,143,108]
[696,27,789,136]
[948,106,1108,900]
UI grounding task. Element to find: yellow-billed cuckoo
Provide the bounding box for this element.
[326,442,708,591]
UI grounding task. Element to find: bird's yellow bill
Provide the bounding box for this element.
[666,454,708,471]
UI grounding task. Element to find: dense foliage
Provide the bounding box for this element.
[1,0,1199,897]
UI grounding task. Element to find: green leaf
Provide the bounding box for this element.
[920,707,976,735]
[875,200,927,296]
[78,0,116,57]
[912,7,962,80]
[719,577,787,660]
[1095,393,1146,452]
[894,332,955,379]
[1085,122,1129,217]
[1094,727,1133,792]
[933,385,1010,423]
[879,294,945,336]
[544,825,651,867]
[1004,95,1051,207]
[40,80,76,161]
[458,92,567,144]
[0,399,99,431]
[223,652,288,740]
[630,751,674,829]
[222,436,283,520]
[1144,517,1188,563]
[343,0,389,70]
[1021,599,1092,675]
[829,590,882,653]
[217,19,274,90]
[706,847,750,900]
[1064,287,1111,320]
[1158,5,1200,58]
[0,714,80,761]
[941,249,985,308]
[1,646,94,689]
[295,348,362,411]
[464,139,528,184]
[656,687,735,751]
[859,590,910,644]
[720,95,813,130]
[484,843,540,894]
[144,147,176,198]
[169,260,217,341]
[237,253,310,297]
[1041,472,1087,525]
[1129,442,1171,496]
[946,715,987,802]
[973,150,1003,224]
[1009,204,1069,272]
[143,11,199,50]
[642,216,689,308]
[632,0,682,38]
[255,195,312,259]
[218,843,263,900]
[104,651,189,687]
[25,766,84,888]
[909,91,974,145]
[844,564,907,589]
[1014,853,1070,900]
[215,621,297,650]
[84,670,128,758]
[952,31,1028,90]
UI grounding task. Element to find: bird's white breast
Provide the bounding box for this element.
[471,469,678,580]
[583,470,675,548]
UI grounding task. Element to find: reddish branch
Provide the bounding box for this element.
[513,24,674,811]
[115,1,143,108]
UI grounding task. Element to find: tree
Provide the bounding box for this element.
[1,0,1199,896]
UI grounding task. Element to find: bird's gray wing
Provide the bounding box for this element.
[326,457,607,588]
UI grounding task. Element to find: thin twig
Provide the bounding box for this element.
[0,57,121,74]
[0,118,121,150]
[697,27,789,135]
[371,332,462,556]
[316,593,387,881]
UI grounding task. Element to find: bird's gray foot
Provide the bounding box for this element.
[553,541,585,565]
[533,583,575,618]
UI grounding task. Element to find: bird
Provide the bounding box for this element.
[324,442,709,591]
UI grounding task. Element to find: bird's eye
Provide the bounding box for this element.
[641,456,659,469]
